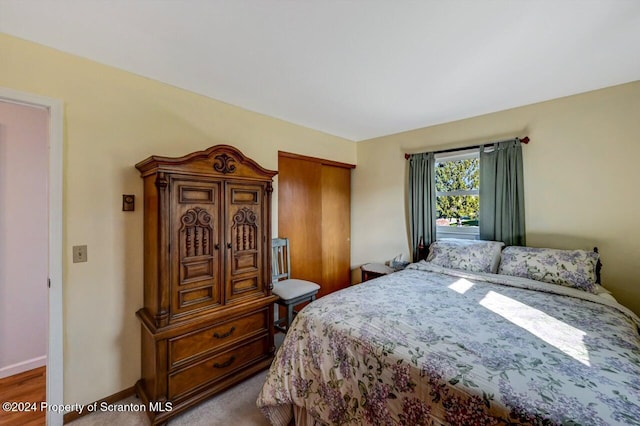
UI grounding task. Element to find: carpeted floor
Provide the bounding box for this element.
[69,371,271,426]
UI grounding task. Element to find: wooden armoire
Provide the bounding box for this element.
[135,145,278,425]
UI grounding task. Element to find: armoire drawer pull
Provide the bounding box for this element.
[227,242,232,249]
[213,356,236,369]
[214,243,220,250]
[213,326,235,339]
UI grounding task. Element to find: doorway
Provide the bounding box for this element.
[0,88,63,426]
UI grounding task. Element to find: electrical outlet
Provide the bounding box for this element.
[73,245,88,263]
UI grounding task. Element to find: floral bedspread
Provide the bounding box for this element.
[257,262,640,425]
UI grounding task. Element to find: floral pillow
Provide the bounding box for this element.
[497,246,599,293]
[426,239,505,273]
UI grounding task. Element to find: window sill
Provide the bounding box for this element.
[436,226,479,240]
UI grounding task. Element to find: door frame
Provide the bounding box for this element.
[0,87,64,426]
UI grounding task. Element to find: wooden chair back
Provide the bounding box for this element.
[272,238,291,283]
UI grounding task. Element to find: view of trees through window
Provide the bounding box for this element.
[435,158,479,227]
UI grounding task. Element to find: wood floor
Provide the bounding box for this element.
[0,367,46,426]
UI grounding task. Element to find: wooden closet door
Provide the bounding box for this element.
[278,152,354,296]
[320,165,351,297]
[277,156,323,284]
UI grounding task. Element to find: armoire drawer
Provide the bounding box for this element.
[168,308,268,367]
[168,335,269,399]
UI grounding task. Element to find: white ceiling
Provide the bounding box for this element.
[1,1,639,141]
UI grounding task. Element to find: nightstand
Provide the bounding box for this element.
[360,263,395,282]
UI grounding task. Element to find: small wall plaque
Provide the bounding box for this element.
[123,194,135,211]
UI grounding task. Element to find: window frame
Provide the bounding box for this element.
[434,148,480,240]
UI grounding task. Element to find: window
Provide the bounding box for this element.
[435,149,479,240]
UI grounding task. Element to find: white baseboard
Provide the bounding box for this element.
[0,356,47,379]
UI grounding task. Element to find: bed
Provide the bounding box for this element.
[257,241,640,425]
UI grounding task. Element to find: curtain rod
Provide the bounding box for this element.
[404,136,529,160]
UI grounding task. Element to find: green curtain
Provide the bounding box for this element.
[408,152,436,261]
[479,139,526,246]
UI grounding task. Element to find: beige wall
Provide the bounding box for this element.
[0,33,356,405]
[353,81,640,315]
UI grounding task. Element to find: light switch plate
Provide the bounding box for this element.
[73,245,87,263]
